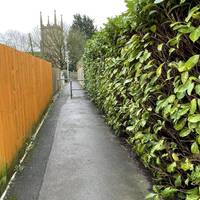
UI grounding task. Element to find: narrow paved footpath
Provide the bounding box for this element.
[38,81,150,200]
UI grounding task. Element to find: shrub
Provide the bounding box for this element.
[83,0,200,199]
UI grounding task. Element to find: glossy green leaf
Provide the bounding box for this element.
[187,81,194,95]
[180,0,186,4]
[178,26,195,34]
[168,34,182,47]
[188,114,200,123]
[157,43,163,51]
[154,0,164,4]
[186,194,200,200]
[197,136,200,145]
[150,25,157,33]
[161,187,178,198]
[126,126,134,132]
[175,174,182,187]
[156,63,164,77]
[195,85,200,96]
[167,95,176,103]
[145,193,157,199]
[167,162,176,173]
[191,142,200,154]
[181,159,194,171]
[196,128,200,135]
[189,26,200,43]
[180,128,191,137]
[177,61,186,72]
[185,5,200,22]
[192,12,200,19]
[174,118,187,131]
[181,72,189,84]
[185,55,199,71]
[190,99,197,114]
[169,48,176,55]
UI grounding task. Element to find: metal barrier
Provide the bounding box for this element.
[70,80,84,99]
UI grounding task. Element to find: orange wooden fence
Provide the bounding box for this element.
[0,45,53,181]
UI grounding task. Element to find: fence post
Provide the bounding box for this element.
[70,81,72,99]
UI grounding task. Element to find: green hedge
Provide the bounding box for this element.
[83,0,200,199]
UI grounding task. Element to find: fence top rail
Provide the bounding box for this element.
[0,44,51,65]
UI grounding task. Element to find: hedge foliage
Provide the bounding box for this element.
[83,0,200,199]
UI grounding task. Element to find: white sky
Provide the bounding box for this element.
[0,0,127,33]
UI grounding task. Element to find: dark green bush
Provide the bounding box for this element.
[83,0,200,199]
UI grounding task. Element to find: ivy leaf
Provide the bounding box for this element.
[189,26,200,43]
[188,114,200,123]
[191,142,200,154]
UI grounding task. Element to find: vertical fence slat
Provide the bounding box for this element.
[0,44,53,182]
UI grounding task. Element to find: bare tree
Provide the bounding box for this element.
[0,12,69,71]
[40,27,66,69]
[29,26,41,52]
[0,30,30,51]
[29,22,68,70]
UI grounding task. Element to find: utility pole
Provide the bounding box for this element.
[66,50,70,82]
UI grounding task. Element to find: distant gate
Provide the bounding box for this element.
[70,80,84,98]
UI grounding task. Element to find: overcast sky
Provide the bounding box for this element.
[0,0,127,33]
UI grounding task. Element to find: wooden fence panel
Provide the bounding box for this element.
[0,45,53,185]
